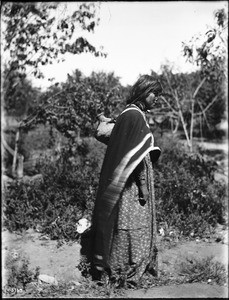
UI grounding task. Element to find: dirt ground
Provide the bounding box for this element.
[2,226,228,298]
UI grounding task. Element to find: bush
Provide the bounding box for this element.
[4,252,40,291]
[3,139,101,240]
[154,135,227,236]
[3,134,227,240]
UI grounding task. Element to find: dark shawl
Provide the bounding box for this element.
[92,104,161,270]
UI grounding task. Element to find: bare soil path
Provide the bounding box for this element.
[2,227,228,298]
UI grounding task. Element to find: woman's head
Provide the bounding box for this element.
[126,75,163,107]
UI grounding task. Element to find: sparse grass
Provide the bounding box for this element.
[3,247,228,298]
[136,256,228,293]
[2,249,126,298]
[3,251,40,296]
[21,279,126,298]
[3,271,127,298]
[177,256,228,286]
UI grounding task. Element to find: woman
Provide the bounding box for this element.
[91,75,163,286]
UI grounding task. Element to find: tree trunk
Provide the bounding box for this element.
[190,99,195,152]
[174,91,192,151]
[17,154,24,178]
[171,118,179,134]
[12,129,20,177]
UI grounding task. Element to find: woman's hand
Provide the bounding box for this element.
[139,184,149,205]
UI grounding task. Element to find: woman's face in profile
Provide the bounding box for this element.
[145,92,159,110]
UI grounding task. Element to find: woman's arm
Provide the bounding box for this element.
[133,159,149,203]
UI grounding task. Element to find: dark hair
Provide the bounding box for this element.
[126,75,163,105]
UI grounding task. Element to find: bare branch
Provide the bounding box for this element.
[2,136,15,156]
[193,77,206,99]
[190,99,195,148]
[47,104,69,110]
[195,99,211,129]
[164,72,176,98]
[46,90,68,103]
[194,95,218,116]
[174,89,191,148]
[160,96,178,115]
[19,113,39,129]
[19,89,69,129]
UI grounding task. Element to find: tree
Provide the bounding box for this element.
[1,2,106,178]
[182,8,227,82]
[20,70,125,139]
[181,7,227,138]
[2,67,41,118]
[1,2,107,118]
[157,66,210,151]
[155,8,227,150]
[1,2,106,82]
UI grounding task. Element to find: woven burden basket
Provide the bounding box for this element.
[94,114,115,145]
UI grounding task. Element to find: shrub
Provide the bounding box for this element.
[3,139,101,240]
[3,134,227,240]
[4,252,40,291]
[154,135,227,236]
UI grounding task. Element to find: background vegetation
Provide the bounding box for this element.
[1,3,228,297]
[2,3,228,244]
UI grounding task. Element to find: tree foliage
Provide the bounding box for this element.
[20,70,126,137]
[1,2,106,80]
[2,68,41,118]
[1,1,108,130]
[182,8,227,87]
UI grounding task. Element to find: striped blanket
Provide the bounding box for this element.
[92,104,161,270]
